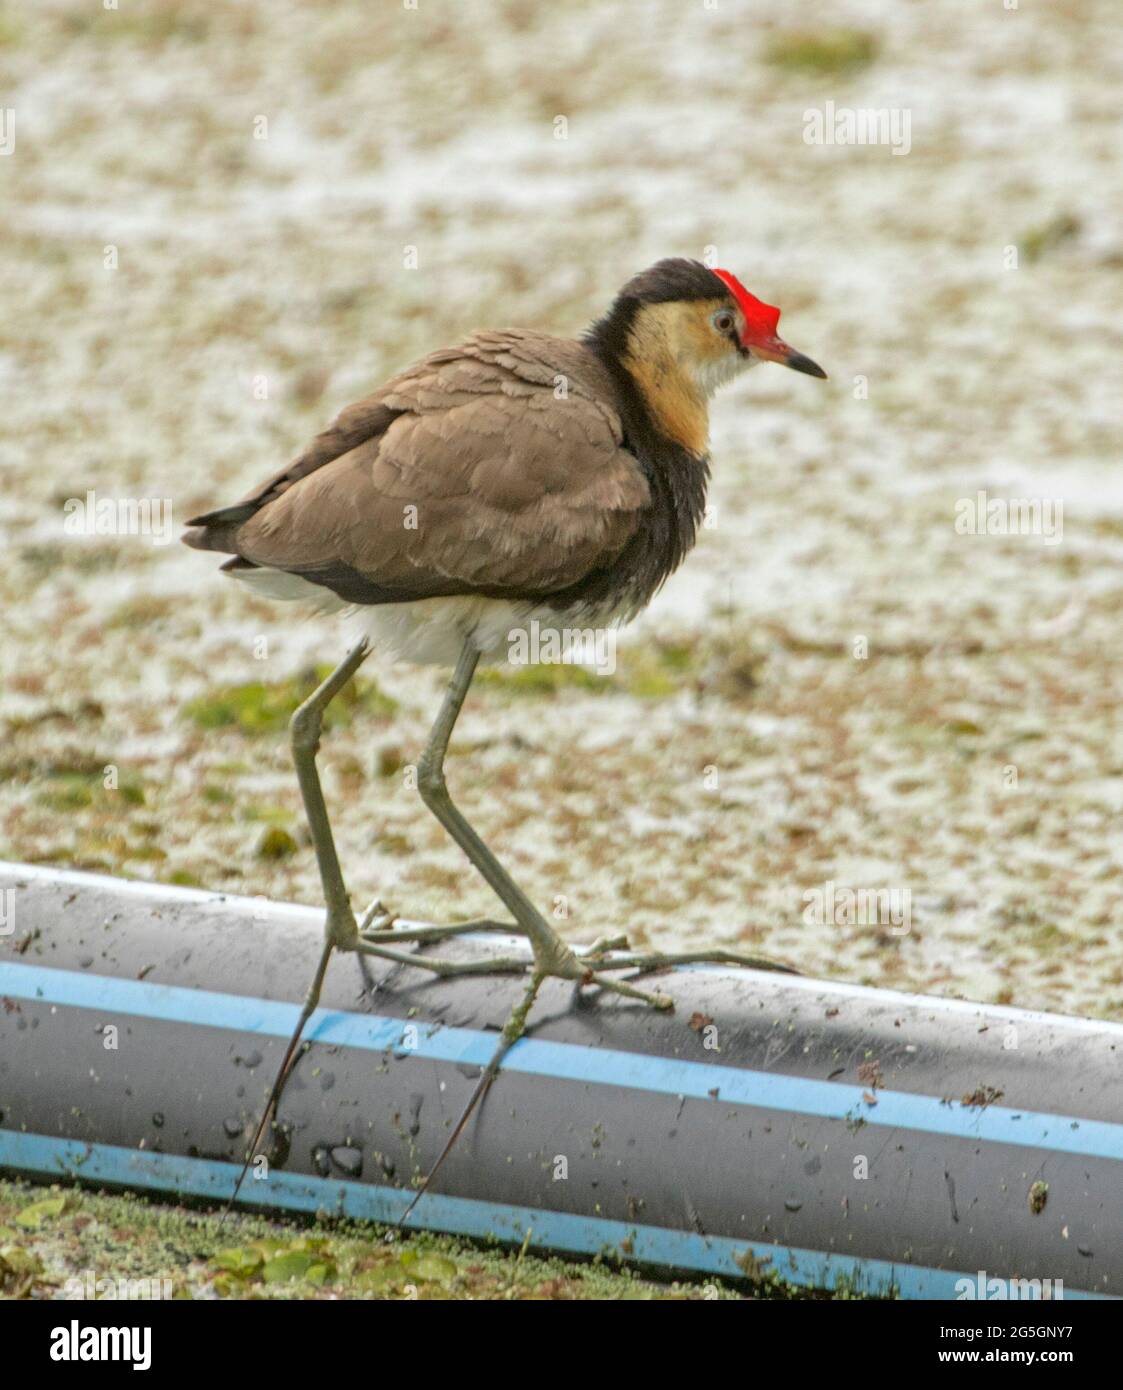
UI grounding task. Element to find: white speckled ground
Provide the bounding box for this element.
[2,0,1121,1018]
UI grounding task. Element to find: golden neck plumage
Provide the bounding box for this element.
[620,301,715,458]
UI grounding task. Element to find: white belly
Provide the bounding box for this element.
[228,564,635,668]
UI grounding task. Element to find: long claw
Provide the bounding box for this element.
[226,937,335,1213]
[589,974,674,1009]
[398,970,544,1229]
[358,898,393,933]
[589,949,798,977]
[359,918,517,945]
[354,940,532,976]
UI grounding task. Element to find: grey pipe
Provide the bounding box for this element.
[0,862,1119,1298]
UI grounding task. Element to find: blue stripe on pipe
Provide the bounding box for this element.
[4,961,1123,1163]
[0,1131,1106,1300]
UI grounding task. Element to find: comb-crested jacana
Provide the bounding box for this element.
[184,257,827,1207]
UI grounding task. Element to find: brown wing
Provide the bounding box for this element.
[184,330,650,605]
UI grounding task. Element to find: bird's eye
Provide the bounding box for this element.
[712,310,736,335]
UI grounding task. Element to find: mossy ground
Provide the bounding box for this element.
[0,1179,752,1301]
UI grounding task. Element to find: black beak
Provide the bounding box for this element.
[784,351,828,380]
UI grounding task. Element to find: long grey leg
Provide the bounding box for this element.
[415,640,582,979]
[228,639,370,1206]
[290,639,371,947]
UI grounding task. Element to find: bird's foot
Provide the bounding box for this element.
[355,913,797,1000]
[355,911,683,1006]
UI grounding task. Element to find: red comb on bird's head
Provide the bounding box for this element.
[711,266,827,379]
[711,268,781,339]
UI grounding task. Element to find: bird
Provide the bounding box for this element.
[183,256,827,1208]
